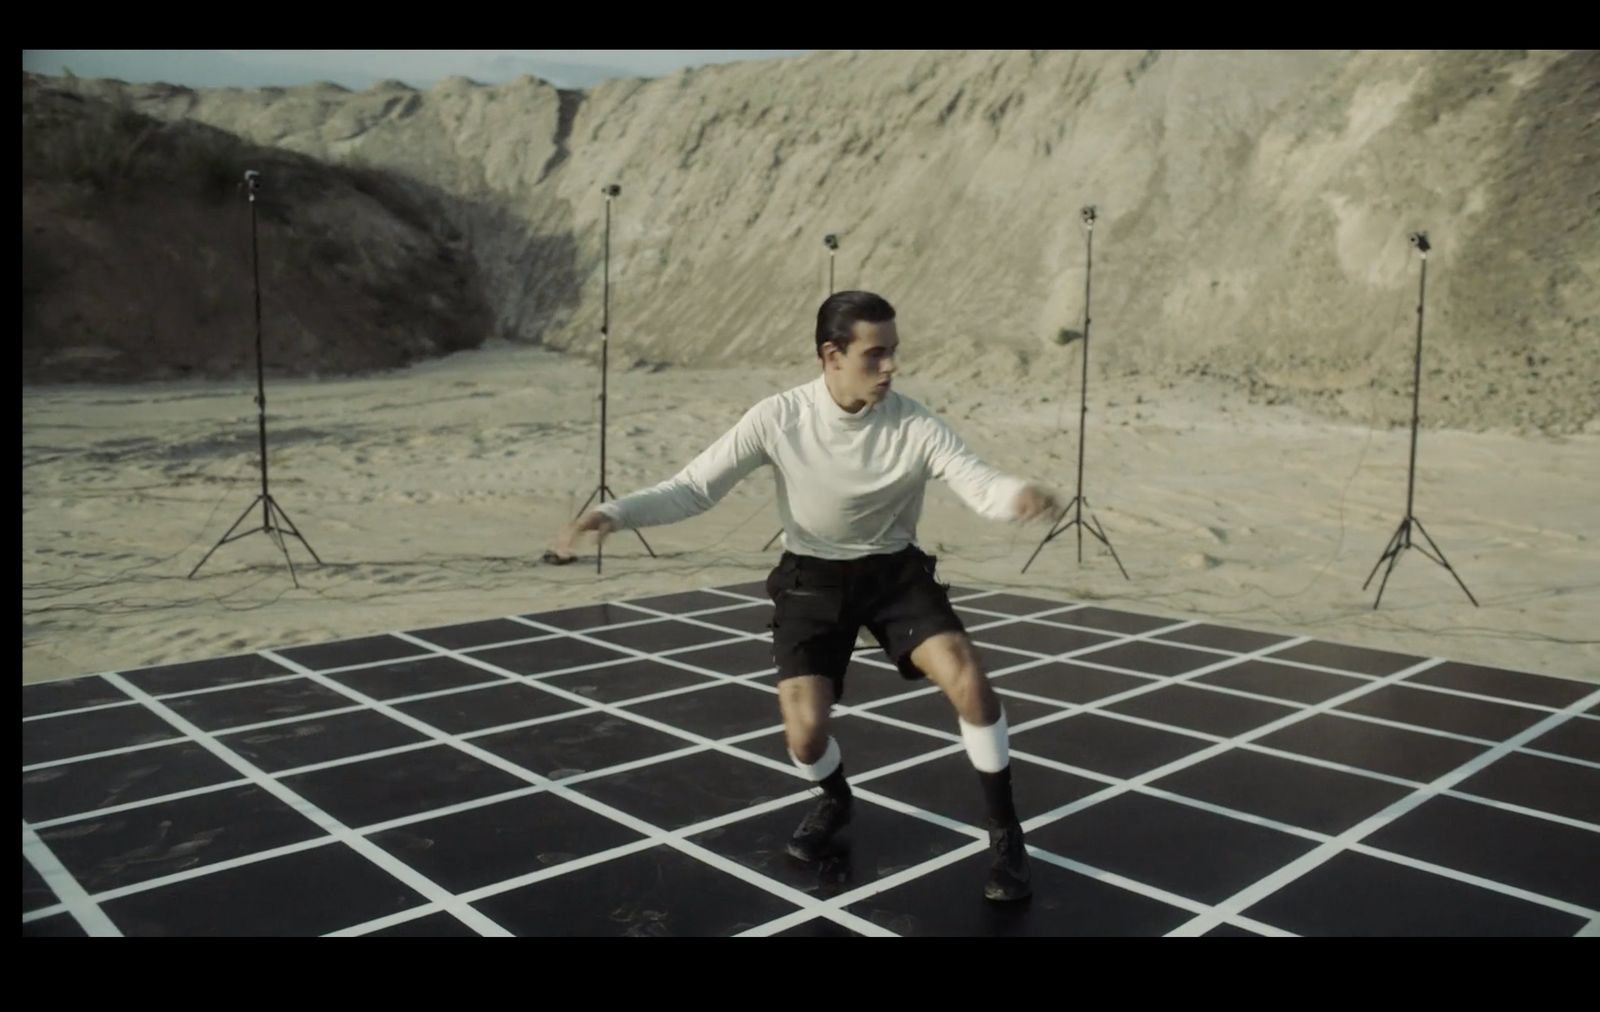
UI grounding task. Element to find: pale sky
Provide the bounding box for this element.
[21,50,816,91]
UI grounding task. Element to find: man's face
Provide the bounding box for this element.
[823,319,899,409]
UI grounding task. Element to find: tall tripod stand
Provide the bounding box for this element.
[189,169,322,588]
[549,184,657,574]
[1363,231,1477,610]
[1023,206,1128,579]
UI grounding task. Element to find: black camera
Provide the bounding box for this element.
[243,169,262,192]
[823,234,839,250]
[602,183,621,197]
[1408,231,1430,253]
[1081,205,1097,226]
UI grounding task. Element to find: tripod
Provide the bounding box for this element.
[763,233,840,552]
[550,184,656,574]
[1023,205,1128,579]
[1363,231,1477,609]
[189,170,322,588]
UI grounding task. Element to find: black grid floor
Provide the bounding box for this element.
[22,583,1600,937]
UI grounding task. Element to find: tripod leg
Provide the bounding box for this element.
[268,496,323,565]
[632,529,657,558]
[1371,536,1406,610]
[763,529,783,551]
[1411,518,1480,607]
[265,499,306,588]
[258,511,295,584]
[1021,499,1078,574]
[1085,510,1130,580]
[188,496,264,579]
[1363,522,1407,590]
[1412,540,1448,567]
[275,525,301,589]
[574,488,600,520]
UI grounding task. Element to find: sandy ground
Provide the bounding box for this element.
[22,341,1600,685]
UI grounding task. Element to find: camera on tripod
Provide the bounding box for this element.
[1081,206,1097,226]
[602,184,621,197]
[1408,231,1430,253]
[243,169,262,194]
[823,234,839,251]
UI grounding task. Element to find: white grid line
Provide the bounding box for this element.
[24,659,1597,935]
[99,673,515,937]
[27,625,1598,932]
[1164,685,1600,936]
[22,821,122,936]
[706,642,1438,931]
[23,837,342,923]
[21,586,1598,936]
[252,644,894,938]
[25,596,1592,771]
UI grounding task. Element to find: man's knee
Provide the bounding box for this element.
[911,633,998,723]
[779,675,834,760]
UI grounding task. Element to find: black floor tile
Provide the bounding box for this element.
[472,712,694,781]
[473,844,800,936]
[846,849,1193,936]
[23,676,130,718]
[1454,751,1600,825]
[1028,791,1319,904]
[1523,718,1600,764]
[275,635,427,672]
[280,744,530,829]
[618,683,782,739]
[1104,684,1300,738]
[991,661,1160,705]
[969,620,1117,658]
[35,783,324,894]
[1010,714,1212,780]
[1403,662,1595,709]
[24,741,241,824]
[217,710,433,773]
[569,750,804,832]
[1366,794,1600,909]
[866,750,1107,828]
[468,636,633,677]
[1193,658,1372,705]
[688,796,973,900]
[392,682,587,735]
[163,677,356,733]
[404,618,547,651]
[1253,713,1486,782]
[535,658,719,704]
[369,791,646,893]
[24,705,183,766]
[100,842,426,936]
[119,653,299,696]
[323,655,507,701]
[1242,851,1586,937]
[1334,685,1548,741]
[1154,624,1292,655]
[1267,641,1426,677]
[1154,746,1414,835]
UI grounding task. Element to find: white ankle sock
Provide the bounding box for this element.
[959,709,1010,773]
[790,736,842,781]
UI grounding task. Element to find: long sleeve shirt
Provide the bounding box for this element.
[595,376,1028,560]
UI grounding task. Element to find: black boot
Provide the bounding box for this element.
[985,821,1032,902]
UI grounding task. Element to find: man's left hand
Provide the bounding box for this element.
[1013,484,1059,523]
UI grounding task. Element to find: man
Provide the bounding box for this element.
[550,290,1057,901]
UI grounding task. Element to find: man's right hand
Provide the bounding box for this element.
[544,509,617,565]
